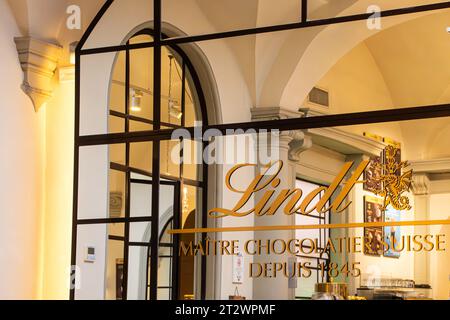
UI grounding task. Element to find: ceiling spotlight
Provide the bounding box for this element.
[130,89,143,112]
[169,99,183,120]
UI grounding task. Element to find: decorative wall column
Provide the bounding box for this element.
[251,108,311,300]
[14,37,62,111]
[411,173,431,285]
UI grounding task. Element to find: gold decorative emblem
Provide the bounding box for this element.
[374,145,413,211]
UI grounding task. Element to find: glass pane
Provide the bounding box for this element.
[78,145,109,220]
[295,214,323,245]
[130,182,152,218]
[80,52,116,136]
[296,269,319,299]
[178,185,197,300]
[181,185,200,229]
[130,46,153,122]
[80,1,153,50]
[74,224,109,300]
[109,169,125,219]
[130,142,153,173]
[158,220,174,292]
[157,288,171,301]
[109,51,126,114]
[130,222,152,243]
[109,114,125,134]
[161,139,181,178]
[161,2,297,37]
[160,183,176,220]
[161,46,183,127]
[185,66,202,127]
[109,143,126,166]
[183,139,203,181]
[127,246,149,300]
[105,223,125,300]
[130,120,153,132]
[157,256,172,288]
[297,256,319,269]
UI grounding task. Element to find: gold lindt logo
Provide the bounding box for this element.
[209,160,369,218]
[208,146,413,218]
[373,145,413,211]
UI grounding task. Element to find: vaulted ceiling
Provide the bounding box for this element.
[6,0,449,109]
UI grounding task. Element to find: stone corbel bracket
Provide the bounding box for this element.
[14,37,62,112]
[287,130,312,162]
[411,174,431,196]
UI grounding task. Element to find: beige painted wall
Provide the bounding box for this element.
[0,0,45,299]
[40,72,75,300]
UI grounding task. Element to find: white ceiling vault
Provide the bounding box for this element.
[6,0,449,109]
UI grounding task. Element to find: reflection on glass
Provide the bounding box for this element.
[127,246,149,300]
[130,182,152,218]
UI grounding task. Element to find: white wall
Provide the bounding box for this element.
[0,0,45,299]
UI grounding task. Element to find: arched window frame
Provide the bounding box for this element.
[72,23,209,301]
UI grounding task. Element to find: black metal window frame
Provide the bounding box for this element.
[71,0,450,300]
[72,11,209,300]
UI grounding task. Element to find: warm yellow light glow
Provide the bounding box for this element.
[69,52,76,65]
[37,75,75,300]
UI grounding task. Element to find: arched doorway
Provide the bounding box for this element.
[73,24,210,300]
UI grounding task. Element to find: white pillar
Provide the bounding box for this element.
[412,174,431,286]
[251,108,311,300]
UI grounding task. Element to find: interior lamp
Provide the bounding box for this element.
[169,99,183,120]
[130,89,143,112]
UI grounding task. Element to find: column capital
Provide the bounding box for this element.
[411,173,431,196]
[251,107,312,161]
[14,37,62,112]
